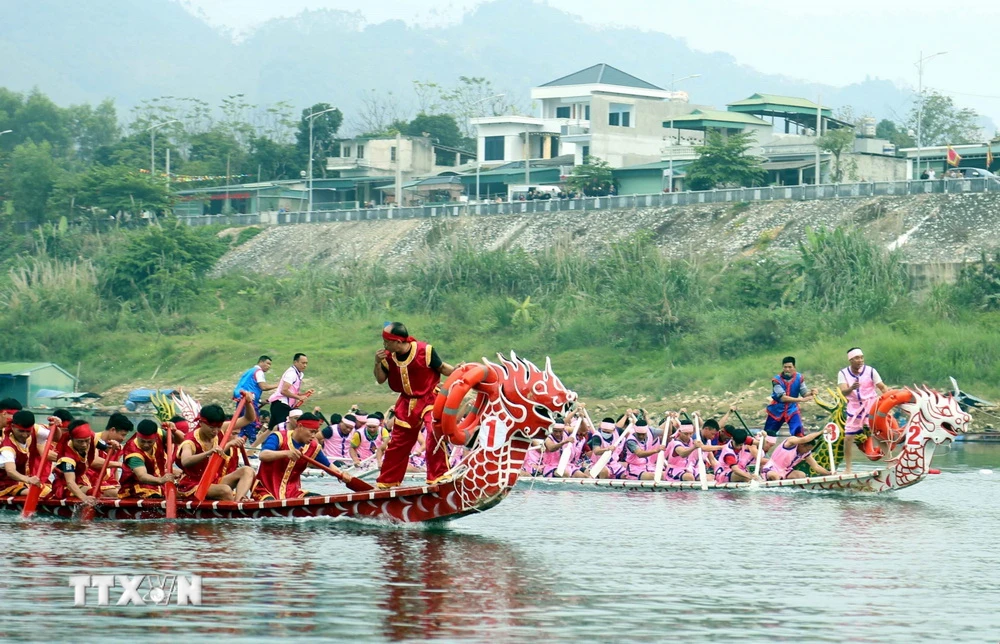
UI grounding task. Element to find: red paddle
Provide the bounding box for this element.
[194,397,246,502]
[22,418,60,518]
[81,445,119,521]
[301,453,374,492]
[165,422,177,518]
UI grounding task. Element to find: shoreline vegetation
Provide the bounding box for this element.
[3,219,999,423]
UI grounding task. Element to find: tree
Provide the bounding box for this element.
[13,89,70,155]
[186,128,245,176]
[875,119,915,150]
[818,128,857,182]
[248,136,301,181]
[73,165,171,218]
[295,103,343,178]
[908,91,982,146]
[406,113,464,149]
[353,88,407,136]
[566,156,615,196]
[685,130,766,190]
[67,99,121,164]
[3,141,63,224]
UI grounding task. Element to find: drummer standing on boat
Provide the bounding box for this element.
[764,356,814,437]
[838,347,888,473]
[374,322,455,489]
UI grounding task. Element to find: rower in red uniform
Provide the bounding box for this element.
[176,396,256,501]
[119,419,180,498]
[0,410,45,496]
[374,322,456,489]
[257,412,338,499]
[0,398,24,438]
[50,420,122,503]
[86,413,132,498]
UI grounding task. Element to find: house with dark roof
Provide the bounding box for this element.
[471,63,703,171]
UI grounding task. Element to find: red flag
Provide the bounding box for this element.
[946,146,962,167]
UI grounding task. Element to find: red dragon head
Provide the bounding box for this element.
[434,352,577,446]
[484,351,577,440]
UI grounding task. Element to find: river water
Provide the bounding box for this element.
[1,442,997,642]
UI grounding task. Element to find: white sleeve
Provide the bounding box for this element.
[871,369,883,385]
[0,448,14,465]
[36,427,50,442]
[836,370,847,385]
[254,370,266,384]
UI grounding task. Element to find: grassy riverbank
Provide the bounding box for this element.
[2,221,999,419]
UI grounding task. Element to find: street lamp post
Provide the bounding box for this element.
[146,120,180,180]
[307,107,338,215]
[665,74,701,192]
[471,93,504,203]
[915,50,947,179]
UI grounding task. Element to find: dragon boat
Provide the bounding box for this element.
[0,352,577,523]
[519,384,970,493]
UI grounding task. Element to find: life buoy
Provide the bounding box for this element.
[433,364,497,446]
[860,388,913,459]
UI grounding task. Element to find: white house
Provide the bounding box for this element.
[471,63,701,169]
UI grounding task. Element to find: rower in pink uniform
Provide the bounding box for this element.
[622,419,664,480]
[837,347,888,473]
[664,421,704,481]
[587,417,626,479]
[762,430,831,480]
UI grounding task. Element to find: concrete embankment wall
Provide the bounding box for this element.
[213,193,1000,284]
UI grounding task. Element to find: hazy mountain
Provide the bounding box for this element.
[1,0,927,129]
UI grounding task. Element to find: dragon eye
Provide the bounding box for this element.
[534,405,552,419]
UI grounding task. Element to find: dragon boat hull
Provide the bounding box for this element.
[521,469,916,493]
[0,477,508,522]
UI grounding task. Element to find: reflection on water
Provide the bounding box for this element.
[0,444,997,642]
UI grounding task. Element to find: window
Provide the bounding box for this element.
[582,145,590,160]
[556,106,571,118]
[484,136,505,161]
[390,146,396,162]
[608,103,634,128]
[343,145,351,157]
[357,145,364,159]
[585,105,590,120]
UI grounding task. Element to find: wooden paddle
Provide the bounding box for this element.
[81,444,119,521]
[165,422,178,519]
[749,431,767,490]
[300,453,374,492]
[22,417,60,519]
[555,417,583,477]
[194,397,246,502]
[653,414,677,484]
[692,412,709,491]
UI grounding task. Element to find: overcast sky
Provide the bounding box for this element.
[180,0,1000,124]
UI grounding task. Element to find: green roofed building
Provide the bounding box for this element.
[0,362,78,409]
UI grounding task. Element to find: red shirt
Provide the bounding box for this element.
[381,341,441,399]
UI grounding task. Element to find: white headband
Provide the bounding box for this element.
[599,422,616,431]
[848,349,863,360]
[365,418,380,427]
[342,419,356,429]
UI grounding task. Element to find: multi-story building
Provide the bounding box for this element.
[471,63,702,169]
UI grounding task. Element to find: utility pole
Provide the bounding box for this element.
[915,50,947,179]
[815,94,822,185]
[394,130,403,208]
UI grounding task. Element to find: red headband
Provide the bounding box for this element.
[174,420,190,433]
[382,329,414,343]
[198,415,223,428]
[11,422,33,431]
[297,419,321,430]
[70,424,94,440]
[2,409,20,417]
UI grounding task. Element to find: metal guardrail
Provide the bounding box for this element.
[175,177,1000,227]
